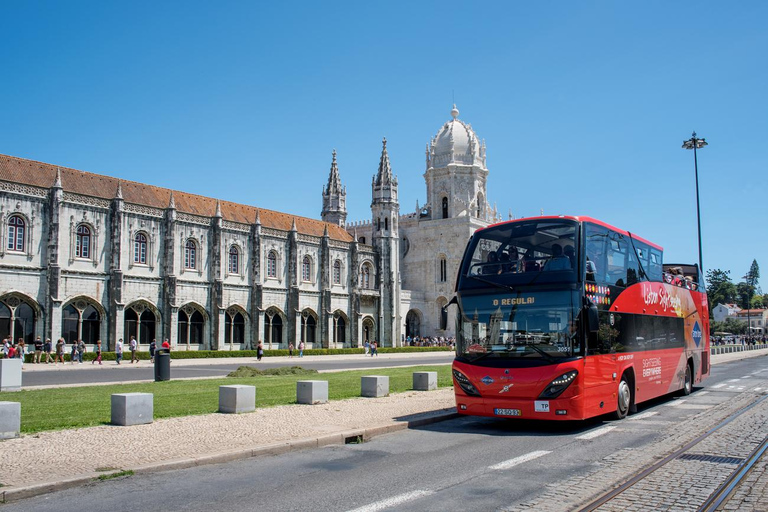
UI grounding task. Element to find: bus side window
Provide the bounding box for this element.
[585,223,608,283]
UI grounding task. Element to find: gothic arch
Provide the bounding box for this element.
[124,299,161,345]
[300,308,318,345]
[362,316,376,344]
[331,309,348,347]
[178,302,209,349]
[405,309,423,338]
[264,306,286,348]
[61,295,105,345]
[0,292,43,345]
[224,304,249,348]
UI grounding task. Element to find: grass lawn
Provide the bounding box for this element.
[0,365,453,434]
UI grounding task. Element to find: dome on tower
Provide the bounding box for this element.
[428,104,486,168]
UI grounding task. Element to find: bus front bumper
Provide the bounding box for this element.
[454,394,585,420]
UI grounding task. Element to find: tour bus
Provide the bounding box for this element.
[450,216,709,420]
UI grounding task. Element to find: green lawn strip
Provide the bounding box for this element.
[0,365,452,434]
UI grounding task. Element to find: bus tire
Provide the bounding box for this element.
[681,362,693,396]
[612,376,631,420]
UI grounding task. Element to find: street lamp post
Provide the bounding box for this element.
[682,132,708,274]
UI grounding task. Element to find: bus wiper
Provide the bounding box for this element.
[525,343,558,363]
[468,274,515,292]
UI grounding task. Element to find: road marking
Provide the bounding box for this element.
[710,383,727,389]
[665,400,687,407]
[754,388,763,392]
[696,391,709,396]
[628,411,658,421]
[727,379,740,383]
[489,450,551,470]
[346,490,435,512]
[741,376,751,379]
[737,387,745,391]
[576,426,616,440]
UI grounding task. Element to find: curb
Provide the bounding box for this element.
[0,408,459,504]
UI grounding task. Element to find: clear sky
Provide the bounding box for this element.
[1,1,766,289]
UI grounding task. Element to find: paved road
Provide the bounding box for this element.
[20,353,456,387]
[6,355,767,512]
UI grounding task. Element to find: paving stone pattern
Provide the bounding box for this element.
[504,393,765,512]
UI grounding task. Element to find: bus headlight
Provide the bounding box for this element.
[453,369,481,397]
[538,370,578,399]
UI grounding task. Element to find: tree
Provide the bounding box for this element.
[706,269,737,311]
[736,282,755,310]
[746,259,761,293]
[752,295,765,309]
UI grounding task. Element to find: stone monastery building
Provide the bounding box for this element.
[0,105,501,351]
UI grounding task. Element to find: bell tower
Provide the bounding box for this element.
[321,149,347,227]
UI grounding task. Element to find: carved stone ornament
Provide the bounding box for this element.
[182,304,197,316]
[5,296,21,308]
[75,300,88,311]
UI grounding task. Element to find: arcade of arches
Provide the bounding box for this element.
[0,295,37,344]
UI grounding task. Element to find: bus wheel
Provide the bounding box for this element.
[681,363,693,396]
[613,376,631,420]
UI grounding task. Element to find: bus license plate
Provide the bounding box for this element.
[494,408,521,416]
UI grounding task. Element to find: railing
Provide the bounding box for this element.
[710,343,768,355]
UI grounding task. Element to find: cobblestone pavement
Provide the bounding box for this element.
[721,448,768,512]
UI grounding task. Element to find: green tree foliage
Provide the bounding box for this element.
[736,282,755,310]
[711,318,748,335]
[706,269,737,311]
[752,295,765,309]
[746,259,760,292]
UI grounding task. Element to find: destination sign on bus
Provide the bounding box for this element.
[493,297,535,306]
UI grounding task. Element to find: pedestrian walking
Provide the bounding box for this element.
[93,340,102,365]
[17,339,26,368]
[70,339,77,364]
[55,338,65,364]
[43,338,53,363]
[364,341,370,355]
[129,336,138,363]
[2,337,10,358]
[149,339,156,363]
[370,341,378,357]
[298,341,304,357]
[288,342,294,358]
[115,338,124,364]
[33,336,43,363]
[161,339,170,349]
[257,341,264,361]
[77,339,85,363]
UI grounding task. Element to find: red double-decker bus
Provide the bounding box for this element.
[451,216,709,420]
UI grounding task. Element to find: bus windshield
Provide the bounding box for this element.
[461,219,579,288]
[456,290,583,362]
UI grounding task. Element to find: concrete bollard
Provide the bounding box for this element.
[0,401,20,439]
[219,385,256,413]
[111,393,153,426]
[413,371,438,391]
[361,375,389,398]
[0,358,22,392]
[297,380,328,404]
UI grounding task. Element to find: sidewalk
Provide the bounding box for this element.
[1,348,767,503]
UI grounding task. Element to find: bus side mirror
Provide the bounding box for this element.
[587,303,599,333]
[445,296,458,309]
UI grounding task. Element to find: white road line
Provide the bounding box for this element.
[741,376,751,379]
[489,450,551,470]
[710,383,727,389]
[576,426,617,440]
[346,490,435,512]
[696,391,709,396]
[628,411,659,421]
[727,379,740,382]
[754,388,763,392]
[665,400,687,407]
[737,387,745,391]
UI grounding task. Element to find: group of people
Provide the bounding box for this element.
[483,244,576,275]
[286,342,305,358]
[663,267,699,291]
[363,341,378,356]
[405,335,455,347]
[2,336,171,366]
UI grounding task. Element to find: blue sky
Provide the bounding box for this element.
[1,1,766,289]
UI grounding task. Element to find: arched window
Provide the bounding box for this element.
[333,313,346,345]
[361,263,372,289]
[184,240,197,269]
[81,305,101,344]
[229,246,239,274]
[333,260,342,285]
[134,233,148,264]
[442,197,449,219]
[265,309,283,347]
[76,225,91,259]
[302,256,311,282]
[225,310,245,346]
[7,215,25,252]
[178,308,205,348]
[267,251,277,278]
[301,311,316,344]
[439,256,447,282]
[61,301,101,345]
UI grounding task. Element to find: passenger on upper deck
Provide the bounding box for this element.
[545,244,571,271]
[564,245,576,269]
[484,252,500,275]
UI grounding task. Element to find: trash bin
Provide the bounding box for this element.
[154,349,171,381]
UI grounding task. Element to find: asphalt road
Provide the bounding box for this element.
[20,354,456,387]
[7,355,767,512]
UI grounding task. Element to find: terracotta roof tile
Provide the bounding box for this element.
[0,153,353,242]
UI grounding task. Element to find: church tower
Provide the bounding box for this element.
[321,149,347,227]
[371,138,401,346]
[424,104,491,221]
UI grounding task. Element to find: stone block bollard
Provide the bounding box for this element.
[111,393,153,426]
[219,385,256,413]
[413,371,438,391]
[0,358,22,392]
[297,380,328,404]
[361,375,389,398]
[0,401,21,439]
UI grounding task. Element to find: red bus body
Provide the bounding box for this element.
[452,216,709,421]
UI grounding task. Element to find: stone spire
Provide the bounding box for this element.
[53,167,62,188]
[168,191,176,209]
[254,209,261,226]
[291,217,297,232]
[115,180,123,199]
[375,138,394,186]
[214,199,222,218]
[321,149,347,227]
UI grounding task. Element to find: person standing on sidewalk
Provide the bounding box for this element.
[55,338,65,364]
[43,338,53,364]
[364,340,370,355]
[257,341,264,361]
[129,336,138,363]
[17,339,26,368]
[298,341,304,357]
[33,336,44,363]
[70,340,77,364]
[149,339,156,363]
[93,340,102,365]
[77,339,86,363]
[116,338,124,365]
[370,341,378,357]
[288,342,294,358]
